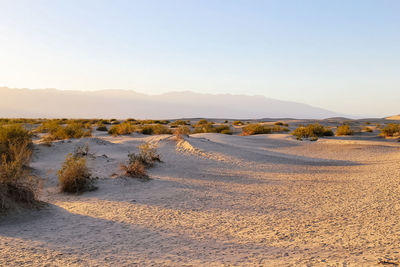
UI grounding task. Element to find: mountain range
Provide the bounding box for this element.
[0,87,346,119]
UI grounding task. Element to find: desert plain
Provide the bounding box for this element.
[1,118,400,266]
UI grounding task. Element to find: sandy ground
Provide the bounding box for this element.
[1,131,400,266]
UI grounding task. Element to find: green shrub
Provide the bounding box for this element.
[108,122,136,136]
[58,153,94,193]
[140,124,171,135]
[291,124,333,140]
[241,124,272,135]
[336,125,354,136]
[380,124,400,137]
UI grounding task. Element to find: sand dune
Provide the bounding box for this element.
[1,131,400,265]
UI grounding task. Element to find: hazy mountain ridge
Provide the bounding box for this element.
[0,87,345,119]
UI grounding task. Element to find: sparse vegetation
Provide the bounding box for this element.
[241,123,272,135]
[336,125,354,136]
[291,123,333,141]
[108,122,136,136]
[380,124,400,137]
[120,142,161,179]
[39,121,92,141]
[58,152,95,194]
[96,125,108,131]
[0,124,41,212]
[232,120,244,126]
[170,120,190,128]
[140,124,171,135]
[363,127,373,133]
[173,126,191,140]
[274,121,289,127]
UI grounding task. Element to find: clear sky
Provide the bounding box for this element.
[0,0,399,117]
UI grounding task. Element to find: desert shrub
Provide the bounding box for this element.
[224,120,228,123]
[120,159,148,179]
[170,120,190,127]
[363,127,373,133]
[274,121,289,127]
[36,120,62,133]
[271,125,290,132]
[140,124,171,135]
[291,123,333,140]
[58,153,94,193]
[0,127,41,212]
[0,124,32,160]
[173,126,191,140]
[108,122,136,136]
[197,119,209,125]
[96,125,108,131]
[241,123,272,135]
[232,120,244,126]
[336,125,354,136]
[380,124,400,137]
[40,122,92,141]
[214,125,232,134]
[120,142,161,179]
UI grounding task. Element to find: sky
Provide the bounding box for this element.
[0,0,399,117]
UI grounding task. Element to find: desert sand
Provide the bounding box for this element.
[1,129,400,266]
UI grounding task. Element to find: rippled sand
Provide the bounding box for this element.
[1,132,400,266]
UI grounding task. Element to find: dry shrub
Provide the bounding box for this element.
[241,123,272,135]
[291,123,333,141]
[120,159,148,179]
[108,122,136,136]
[58,153,95,194]
[173,126,191,140]
[363,127,373,133]
[380,124,400,137]
[40,121,92,141]
[0,125,41,212]
[140,124,171,135]
[336,125,354,136]
[232,120,244,126]
[120,142,161,179]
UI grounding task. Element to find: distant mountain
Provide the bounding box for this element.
[0,87,345,119]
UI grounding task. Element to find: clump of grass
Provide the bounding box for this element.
[139,124,171,135]
[120,142,161,179]
[380,124,400,137]
[108,122,136,136]
[291,123,333,141]
[0,125,41,212]
[336,125,354,136]
[58,152,95,194]
[241,123,272,135]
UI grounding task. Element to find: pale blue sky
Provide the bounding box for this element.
[0,0,399,117]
